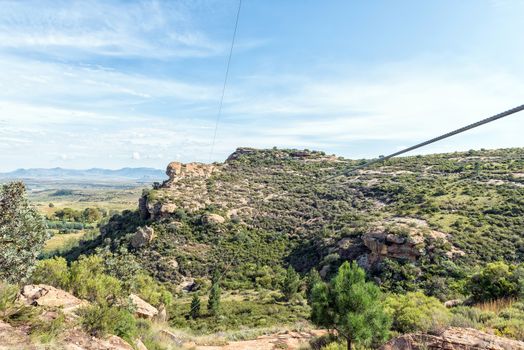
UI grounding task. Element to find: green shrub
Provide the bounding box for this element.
[132,273,173,307]
[385,292,451,333]
[0,182,48,283]
[70,255,123,303]
[29,312,66,343]
[31,257,70,290]
[466,262,521,302]
[80,303,137,343]
[0,282,38,325]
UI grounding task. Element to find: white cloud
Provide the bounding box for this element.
[0,0,226,58]
[132,152,141,160]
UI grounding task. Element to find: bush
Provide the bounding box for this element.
[80,304,137,344]
[132,273,173,308]
[29,312,66,343]
[385,292,451,333]
[0,182,48,283]
[466,262,521,302]
[31,257,70,290]
[0,282,37,325]
[70,255,123,303]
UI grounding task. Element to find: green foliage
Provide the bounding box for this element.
[208,269,221,316]
[131,273,173,308]
[0,181,48,283]
[311,261,390,350]
[31,257,70,290]
[282,266,301,301]
[79,303,137,344]
[70,255,123,304]
[307,269,322,304]
[189,294,201,319]
[0,282,37,326]
[384,292,451,333]
[466,261,523,302]
[29,312,66,343]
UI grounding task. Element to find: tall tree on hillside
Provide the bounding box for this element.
[207,269,221,316]
[282,265,301,301]
[189,293,201,319]
[0,182,47,283]
[311,261,390,350]
[306,268,322,304]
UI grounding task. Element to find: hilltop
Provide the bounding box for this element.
[68,147,524,300]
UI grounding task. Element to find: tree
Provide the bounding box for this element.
[189,293,201,319]
[311,261,390,350]
[466,261,521,302]
[306,268,322,304]
[207,269,221,316]
[282,266,301,301]
[0,182,48,283]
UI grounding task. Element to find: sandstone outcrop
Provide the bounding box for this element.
[19,284,87,313]
[130,226,155,248]
[129,293,158,319]
[379,327,524,350]
[166,162,214,182]
[351,218,464,270]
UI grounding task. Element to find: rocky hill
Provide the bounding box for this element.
[67,147,524,299]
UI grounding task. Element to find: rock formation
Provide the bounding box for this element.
[19,284,88,313]
[165,161,214,182]
[379,327,524,350]
[130,226,155,248]
[129,293,158,319]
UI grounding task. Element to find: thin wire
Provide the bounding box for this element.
[209,0,242,162]
[327,103,524,180]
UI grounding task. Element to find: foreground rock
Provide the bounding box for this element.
[380,327,524,350]
[130,293,158,319]
[19,284,88,313]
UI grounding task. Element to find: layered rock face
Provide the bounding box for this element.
[348,218,465,271]
[380,327,524,350]
[165,162,215,183]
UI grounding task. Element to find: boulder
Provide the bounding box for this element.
[203,213,225,224]
[129,294,158,319]
[379,327,524,350]
[19,284,87,313]
[179,278,197,292]
[154,304,168,322]
[131,226,155,248]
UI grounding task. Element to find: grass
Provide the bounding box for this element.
[43,231,87,255]
[474,298,517,314]
[169,290,311,334]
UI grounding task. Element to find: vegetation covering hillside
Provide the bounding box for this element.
[2,147,524,349]
[66,147,524,298]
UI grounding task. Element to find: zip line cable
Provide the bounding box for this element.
[327,103,524,180]
[190,0,242,317]
[209,0,242,162]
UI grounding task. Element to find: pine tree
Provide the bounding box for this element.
[282,265,300,301]
[306,268,322,304]
[207,269,221,316]
[189,293,201,319]
[311,261,391,350]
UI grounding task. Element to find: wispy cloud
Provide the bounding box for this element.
[0,0,226,59]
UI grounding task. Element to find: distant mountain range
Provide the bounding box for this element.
[0,167,166,183]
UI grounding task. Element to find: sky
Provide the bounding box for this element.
[1,0,524,171]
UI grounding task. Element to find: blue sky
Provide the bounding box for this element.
[1,0,524,171]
